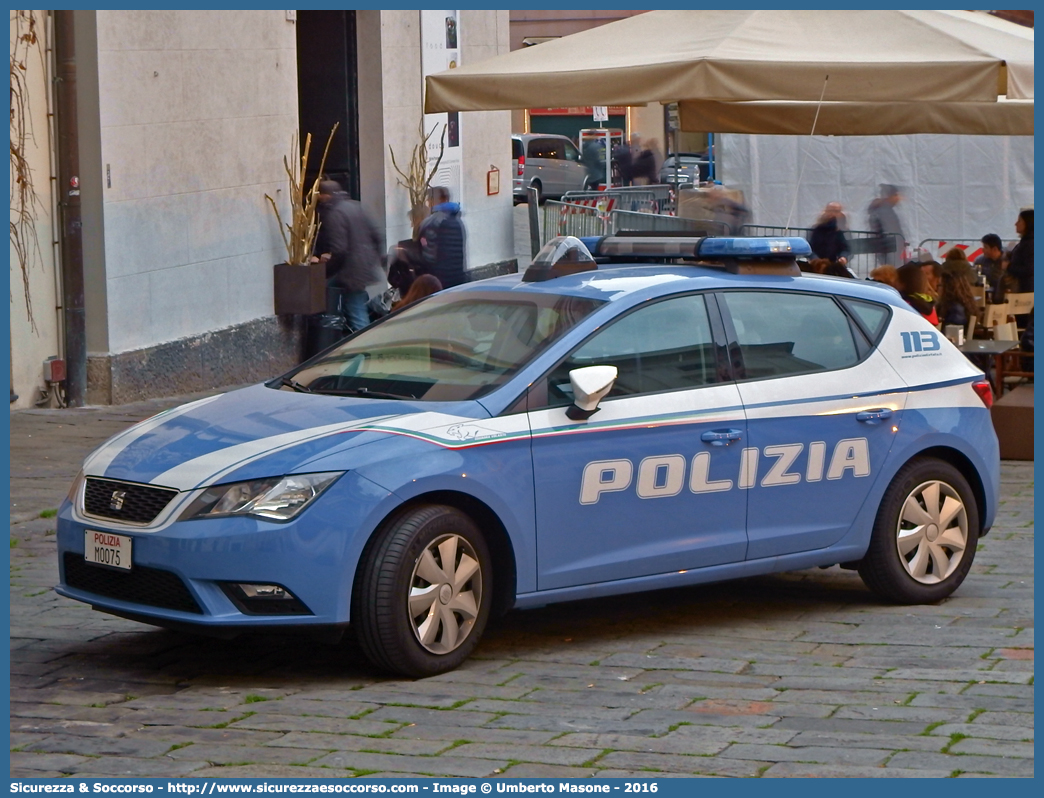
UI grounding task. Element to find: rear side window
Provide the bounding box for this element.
[722,291,859,379]
[512,139,523,160]
[529,138,563,159]
[841,298,891,344]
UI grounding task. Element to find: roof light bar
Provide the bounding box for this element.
[523,235,812,281]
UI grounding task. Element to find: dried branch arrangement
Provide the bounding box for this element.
[10,9,46,329]
[265,123,338,265]
[389,119,446,235]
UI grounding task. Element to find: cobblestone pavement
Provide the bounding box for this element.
[10,393,1034,778]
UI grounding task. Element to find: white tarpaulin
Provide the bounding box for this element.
[719,133,1034,251]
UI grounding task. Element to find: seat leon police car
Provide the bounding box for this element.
[56,235,999,677]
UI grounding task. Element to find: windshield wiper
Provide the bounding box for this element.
[323,386,411,400]
[278,377,313,393]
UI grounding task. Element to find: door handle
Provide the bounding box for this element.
[701,428,743,447]
[856,408,893,425]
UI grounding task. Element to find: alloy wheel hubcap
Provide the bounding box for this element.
[408,534,482,654]
[895,480,968,584]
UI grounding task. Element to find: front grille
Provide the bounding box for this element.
[63,552,202,614]
[84,478,177,525]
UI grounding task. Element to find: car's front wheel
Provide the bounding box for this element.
[353,505,492,677]
[858,458,978,604]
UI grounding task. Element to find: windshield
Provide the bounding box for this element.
[282,290,605,401]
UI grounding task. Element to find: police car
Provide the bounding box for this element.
[56,234,999,677]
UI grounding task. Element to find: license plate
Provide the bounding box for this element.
[84,530,132,571]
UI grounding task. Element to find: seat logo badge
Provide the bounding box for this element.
[109,490,127,511]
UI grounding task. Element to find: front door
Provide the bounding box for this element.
[528,292,748,591]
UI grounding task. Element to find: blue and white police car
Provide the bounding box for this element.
[56,234,999,677]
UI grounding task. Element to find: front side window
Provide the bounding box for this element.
[721,291,859,380]
[563,141,581,162]
[542,293,720,406]
[285,292,604,402]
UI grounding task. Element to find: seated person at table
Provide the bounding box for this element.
[942,247,975,283]
[937,271,977,329]
[974,233,1017,301]
[897,261,938,325]
[920,260,942,299]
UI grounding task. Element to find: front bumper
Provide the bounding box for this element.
[55,471,391,631]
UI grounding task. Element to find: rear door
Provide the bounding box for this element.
[529,292,749,590]
[717,289,905,559]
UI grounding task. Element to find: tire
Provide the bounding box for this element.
[352,505,492,677]
[858,457,979,604]
[530,180,544,206]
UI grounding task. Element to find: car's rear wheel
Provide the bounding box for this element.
[530,180,544,206]
[353,505,492,677]
[858,458,978,604]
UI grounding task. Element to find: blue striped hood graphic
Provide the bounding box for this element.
[84,384,483,490]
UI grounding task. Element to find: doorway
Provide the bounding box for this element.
[296,10,361,199]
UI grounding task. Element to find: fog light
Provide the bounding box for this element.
[238,583,291,599]
[221,582,312,616]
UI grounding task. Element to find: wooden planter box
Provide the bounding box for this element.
[274,262,326,315]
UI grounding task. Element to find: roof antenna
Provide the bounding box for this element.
[785,74,829,231]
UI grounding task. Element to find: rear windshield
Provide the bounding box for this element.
[284,291,605,402]
[512,139,524,160]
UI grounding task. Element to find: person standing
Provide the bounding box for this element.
[1007,208,1034,293]
[613,136,636,187]
[417,186,467,288]
[632,138,660,185]
[315,180,385,333]
[868,184,906,266]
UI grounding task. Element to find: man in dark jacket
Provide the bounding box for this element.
[315,180,385,332]
[417,186,466,288]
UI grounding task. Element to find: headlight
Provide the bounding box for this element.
[67,469,85,505]
[181,472,342,522]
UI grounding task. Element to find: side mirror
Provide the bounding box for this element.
[565,365,617,421]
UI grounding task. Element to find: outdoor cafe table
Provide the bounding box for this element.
[958,338,1020,396]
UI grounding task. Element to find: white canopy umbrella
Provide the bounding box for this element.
[425,10,1033,134]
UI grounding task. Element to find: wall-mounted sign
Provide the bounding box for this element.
[487,166,499,196]
[421,10,462,202]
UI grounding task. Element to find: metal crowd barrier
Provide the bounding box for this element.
[542,200,612,243]
[561,189,659,213]
[740,225,902,279]
[542,201,732,247]
[612,210,730,237]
